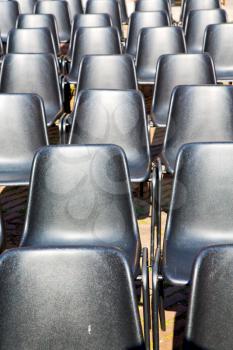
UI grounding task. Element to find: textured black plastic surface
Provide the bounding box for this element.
[7,28,56,55]
[86,0,122,36]
[64,0,83,20]
[136,26,186,84]
[0,246,145,349]
[0,1,19,43]
[0,94,48,185]
[69,89,150,182]
[17,14,60,55]
[21,145,141,276]
[0,53,63,126]
[126,11,170,57]
[0,213,4,253]
[68,13,111,59]
[17,0,36,13]
[163,143,233,285]
[184,245,233,350]
[35,0,71,42]
[77,54,138,93]
[66,27,121,83]
[135,0,170,16]
[185,9,227,53]
[204,23,233,80]
[182,0,220,28]
[151,53,216,127]
[162,85,233,173]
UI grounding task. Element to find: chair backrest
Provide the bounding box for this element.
[35,0,71,42]
[69,89,151,182]
[182,0,220,28]
[163,142,233,285]
[76,54,138,93]
[185,9,227,53]
[135,0,171,18]
[86,0,122,36]
[117,0,128,23]
[0,246,145,349]
[162,85,233,173]
[16,14,60,55]
[0,53,63,126]
[0,1,19,43]
[126,11,170,57]
[184,245,233,350]
[20,145,140,274]
[0,93,48,185]
[204,23,233,81]
[17,0,36,13]
[67,27,121,83]
[151,53,216,127]
[64,0,83,20]
[6,28,56,55]
[136,26,186,84]
[68,13,112,58]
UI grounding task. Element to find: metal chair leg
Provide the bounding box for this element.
[142,247,150,350]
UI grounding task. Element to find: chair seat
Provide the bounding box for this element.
[128,161,151,183]
[0,169,31,186]
[137,70,155,85]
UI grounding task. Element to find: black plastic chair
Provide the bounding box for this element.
[0,1,19,43]
[65,27,121,84]
[118,0,128,24]
[67,13,112,60]
[35,1,71,42]
[76,54,138,92]
[126,11,170,57]
[0,213,4,253]
[184,245,233,350]
[151,53,216,127]
[0,93,48,185]
[86,0,122,37]
[182,0,220,28]
[153,142,233,349]
[136,26,186,85]
[185,9,227,53]
[67,90,156,260]
[0,54,65,126]
[20,144,150,348]
[161,85,233,174]
[204,23,233,81]
[16,14,60,55]
[135,0,171,21]
[0,246,147,349]
[6,28,57,55]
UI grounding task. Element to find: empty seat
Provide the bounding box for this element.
[35,1,71,42]
[135,0,171,20]
[16,14,60,55]
[0,54,64,126]
[0,246,147,349]
[153,143,233,347]
[126,11,170,57]
[185,9,227,53]
[0,1,19,43]
[86,0,122,37]
[182,0,220,28]
[151,53,216,127]
[136,26,186,84]
[67,13,112,59]
[76,54,138,93]
[63,0,83,20]
[162,85,233,174]
[65,27,121,84]
[6,28,56,55]
[17,0,36,13]
[0,94,48,185]
[184,245,233,350]
[204,23,233,81]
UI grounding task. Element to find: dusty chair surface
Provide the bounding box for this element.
[151,53,216,127]
[204,23,233,80]
[0,246,146,349]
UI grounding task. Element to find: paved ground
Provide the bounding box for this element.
[1,1,233,349]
